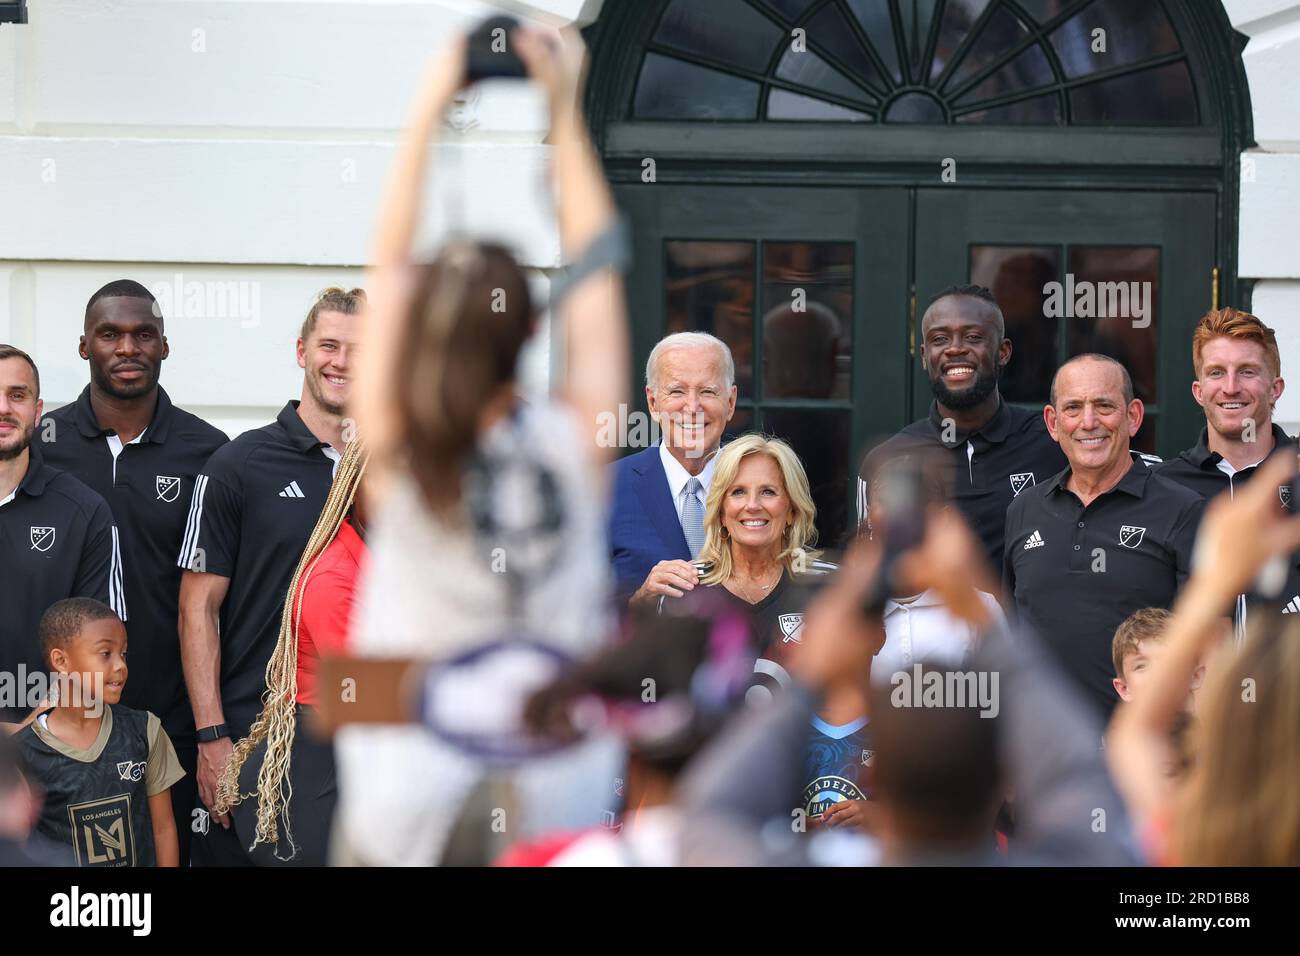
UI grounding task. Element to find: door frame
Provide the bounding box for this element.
[584,0,1254,309]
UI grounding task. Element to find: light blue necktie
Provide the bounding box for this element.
[682,477,705,559]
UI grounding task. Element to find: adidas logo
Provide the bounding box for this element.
[1023,530,1045,550]
[278,481,306,499]
[1283,595,1300,614]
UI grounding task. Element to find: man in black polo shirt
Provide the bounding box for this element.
[39,280,227,863]
[176,287,361,865]
[857,285,1065,573]
[0,346,126,723]
[1155,308,1297,623]
[1004,353,1203,717]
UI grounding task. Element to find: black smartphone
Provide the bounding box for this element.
[862,457,928,615]
[466,16,528,83]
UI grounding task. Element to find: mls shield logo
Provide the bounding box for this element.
[861,749,875,767]
[1280,486,1292,509]
[1119,525,1146,549]
[29,526,55,552]
[155,475,181,502]
[1009,472,1035,496]
[779,613,804,644]
[116,760,146,782]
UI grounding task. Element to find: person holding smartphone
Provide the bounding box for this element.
[337,23,631,866]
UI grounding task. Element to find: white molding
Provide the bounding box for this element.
[0,137,561,267]
[1223,0,1300,151]
[1239,152,1300,278]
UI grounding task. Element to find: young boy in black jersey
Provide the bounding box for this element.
[15,598,183,866]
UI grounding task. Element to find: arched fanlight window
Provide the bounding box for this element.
[633,0,1199,124]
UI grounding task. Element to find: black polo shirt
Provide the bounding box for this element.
[1157,424,1294,501]
[1158,424,1300,632]
[0,456,124,722]
[175,401,338,737]
[39,386,227,739]
[1002,455,1204,717]
[858,398,1066,573]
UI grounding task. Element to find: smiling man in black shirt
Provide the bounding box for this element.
[1157,308,1289,499]
[176,287,361,865]
[1003,354,1203,717]
[1155,308,1297,625]
[857,286,1065,573]
[39,280,228,863]
[0,346,125,724]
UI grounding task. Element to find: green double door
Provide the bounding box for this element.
[617,183,1217,546]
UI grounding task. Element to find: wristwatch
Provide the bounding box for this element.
[196,724,230,743]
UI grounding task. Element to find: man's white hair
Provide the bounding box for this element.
[646,331,735,392]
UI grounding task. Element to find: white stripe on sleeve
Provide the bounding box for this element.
[177,474,208,570]
[110,525,128,621]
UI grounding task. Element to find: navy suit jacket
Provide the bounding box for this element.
[608,445,691,603]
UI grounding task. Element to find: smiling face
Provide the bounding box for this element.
[720,453,793,557]
[0,356,42,463]
[920,295,1011,411]
[1045,358,1142,480]
[52,616,129,708]
[646,345,737,463]
[81,296,169,401]
[298,309,358,417]
[1192,336,1284,444]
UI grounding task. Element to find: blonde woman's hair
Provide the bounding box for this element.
[697,433,819,587]
[214,440,368,859]
[1173,615,1300,865]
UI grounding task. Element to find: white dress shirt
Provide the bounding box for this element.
[659,441,719,525]
[871,589,1006,685]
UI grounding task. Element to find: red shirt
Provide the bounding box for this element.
[293,519,367,706]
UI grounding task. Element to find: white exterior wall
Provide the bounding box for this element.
[0,0,606,437]
[1226,0,1300,434]
[1,1,1296,438]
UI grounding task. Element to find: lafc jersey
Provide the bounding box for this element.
[803,716,873,820]
[17,705,184,867]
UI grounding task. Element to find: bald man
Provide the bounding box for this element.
[1002,353,1203,717]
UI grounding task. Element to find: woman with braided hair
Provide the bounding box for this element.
[214,439,368,865]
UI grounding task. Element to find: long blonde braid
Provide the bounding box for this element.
[215,439,368,859]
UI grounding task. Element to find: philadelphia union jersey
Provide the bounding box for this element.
[17,705,184,867]
[803,715,873,821]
